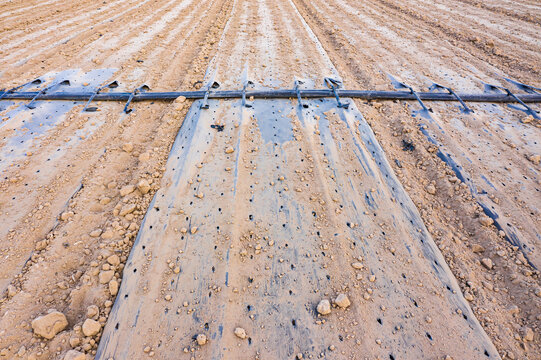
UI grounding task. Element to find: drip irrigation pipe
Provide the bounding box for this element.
[1,89,541,103]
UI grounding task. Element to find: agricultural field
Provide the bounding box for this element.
[0,0,539,359]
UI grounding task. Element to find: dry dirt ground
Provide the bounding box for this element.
[0,0,540,359]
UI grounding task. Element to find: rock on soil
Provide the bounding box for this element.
[64,350,86,360]
[31,310,68,339]
[478,215,494,227]
[122,143,134,153]
[137,179,151,194]
[82,318,101,337]
[196,333,207,345]
[317,299,331,315]
[99,270,115,284]
[107,254,120,266]
[234,327,247,339]
[120,184,135,197]
[334,294,351,308]
[471,244,485,253]
[87,305,99,319]
[109,279,119,296]
[481,258,494,270]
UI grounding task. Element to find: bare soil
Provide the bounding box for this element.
[0,0,539,359]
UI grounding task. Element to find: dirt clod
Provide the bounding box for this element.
[31,311,68,339]
[64,350,86,360]
[481,258,494,270]
[82,318,101,337]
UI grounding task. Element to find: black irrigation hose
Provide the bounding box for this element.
[2,89,541,103]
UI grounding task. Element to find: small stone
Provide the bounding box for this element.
[507,305,520,315]
[316,299,331,315]
[100,197,111,205]
[334,294,350,308]
[86,305,99,319]
[143,346,151,353]
[234,327,247,339]
[196,334,207,346]
[137,179,151,194]
[17,346,25,357]
[109,280,119,296]
[481,258,493,270]
[119,203,136,216]
[528,154,540,165]
[120,185,135,197]
[107,254,120,266]
[101,229,114,239]
[64,350,86,360]
[122,143,134,153]
[69,336,81,347]
[139,152,151,162]
[99,270,115,284]
[7,285,16,298]
[351,262,363,269]
[522,115,534,124]
[425,184,436,195]
[521,327,534,342]
[464,292,474,301]
[60,211,73,221]
[225,147,235,154]
[82,319,101,337]
[195,192,204,199]
[478,215,493,227]
[89,229,102,238]
[31,311,68,339]
[191,226,198,234]
[482,281,494,291]
[35,240,48,251]
[471,244,485,253]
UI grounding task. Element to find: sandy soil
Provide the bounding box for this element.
[0,0,539,359]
